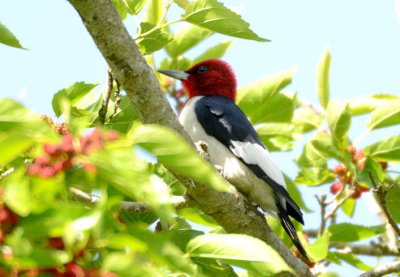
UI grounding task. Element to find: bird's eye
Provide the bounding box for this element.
[197,65,208,74]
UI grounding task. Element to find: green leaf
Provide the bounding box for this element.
[310,132,343,161]
[292,107,323,133]
[145,0,163,25]
[349,94,399,116]
[386,184,400,223]
[329,223,385,243]
[111,0,129,20]
[0,132,34,167]
[364,135,400,162]
[186,234,292,276]
[193,40,234,64]
[327,99,351,141]
[296,141,328,168]
[178,208,219,227]
[295,166,335,186]
[341,197,356,217]
[307,232,329,262]
[106,95,139,133]
[257,123,297,152]
[52,82,98,117]
[237,68,295,122]
[175,0,189,9]
[360,157,383,184]
[284,175,312,212]
[184,0,269,42]
[366,99,400,130]
[333,252,373,271]
[317,47,331,109]
[137,22,172,55]
[252,92,296,124]
[165,23,213,58]
[132,124,232,192]
[159,56,193,71]
[0,21,25,49]
[125,0,147,15]
[2,169,32,216]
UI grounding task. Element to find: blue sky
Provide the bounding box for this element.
[1,0,400,275]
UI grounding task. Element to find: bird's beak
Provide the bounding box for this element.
[158,70,190,80]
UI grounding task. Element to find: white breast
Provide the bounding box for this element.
[179,96,281,218]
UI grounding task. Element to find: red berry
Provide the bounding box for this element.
[83,163,97,173]
[60,133,75,154]
[34,156,50,166]
[104,130,119,141]
[333,163,346,175]
[53,123,69,135]
[330,181,344,194]
[44,143,61,157]
[347,145,356,155]
[25,268,40,276]
[102,273,119,277]
[352,185,370,199]
[28,164,41,175]
[48,237,64,250]
[379,161,388,170]
[39,166,57,178]
[65,262,84,277]
[353,149,365,163]
[39,115,54,126]
[0,229,4,243]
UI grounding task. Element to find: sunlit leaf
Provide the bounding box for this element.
[341,197,356,217]
[257,123,297,151]
[329,223,385,243]
[0,21,25,49]
[292,107,323,133]
[306,232,329,262]
[349,94,399,116]
[165,23,213,58]
[187,234,292,276]
[237,68,296,122]
[52,82,98,118]
[366,99,400,130]
[294,166,335,186]
[333,252,373,271]
[145,0,163,25]
[184,0,269,42]
[386,184,400,223]
[327,99,351,141]
[364,135,400,162]
[193,40,233,64]
[137,22,172,55]
[132,124,232,192]
[317,47,331,109]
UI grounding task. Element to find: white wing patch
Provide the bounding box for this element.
[230,141,287,189]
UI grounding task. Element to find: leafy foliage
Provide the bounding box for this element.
[1,0,399,276]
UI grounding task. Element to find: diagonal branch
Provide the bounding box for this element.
[69,187,197,211]
[66,1,313,276]
[359,260,400,277]
[369,171,400,237]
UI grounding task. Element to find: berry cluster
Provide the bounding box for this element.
[330,146,388,199]
[28,119,120,178]
[40,114,69,135]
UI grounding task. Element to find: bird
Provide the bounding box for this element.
[158,59,308,258]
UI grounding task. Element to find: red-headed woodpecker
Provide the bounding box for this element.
[159,59,307,258]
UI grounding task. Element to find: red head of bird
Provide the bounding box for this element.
[158,59,237,102]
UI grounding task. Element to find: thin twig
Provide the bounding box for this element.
[324,183,357,221]
[315,194,327,236]
[109,79,121,121]
[369,171,400,237]
[359,260,400,277]
[99,67,113,124]
[69,187,197,212]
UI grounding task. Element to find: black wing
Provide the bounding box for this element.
[194,95,303,224]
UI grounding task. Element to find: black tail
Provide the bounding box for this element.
[276,201,309,260]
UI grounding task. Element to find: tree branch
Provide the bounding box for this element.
[369,171,400,237]
[99,67,113,124]
[66,1,313,275]
[359,261,400,277]
[69,187,196,212]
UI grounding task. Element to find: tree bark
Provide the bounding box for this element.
[66,0,313,276]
